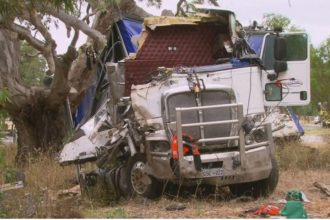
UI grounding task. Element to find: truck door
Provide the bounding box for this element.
[260,33,310,106]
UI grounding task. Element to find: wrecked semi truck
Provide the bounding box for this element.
[60,7,310,199]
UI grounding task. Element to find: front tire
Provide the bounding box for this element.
[127,154,163,199]
[229,157,279,198]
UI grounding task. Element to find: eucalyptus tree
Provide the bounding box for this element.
[0,0,150,163]
[0,0,219,163]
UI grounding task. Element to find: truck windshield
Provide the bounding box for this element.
[247,34,264,56]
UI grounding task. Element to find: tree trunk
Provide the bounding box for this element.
[0,28,72,164]
[12,103,71,163]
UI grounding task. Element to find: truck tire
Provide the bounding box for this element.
[229,157,279,198]
[127,154,163,199]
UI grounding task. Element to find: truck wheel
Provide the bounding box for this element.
[229,157,279,198]
[127,154,163,199]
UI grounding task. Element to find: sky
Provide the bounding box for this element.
[54,0,330,54]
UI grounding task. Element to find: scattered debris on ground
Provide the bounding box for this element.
[313,182,330,197]
[280,190,308,219]
[244,204,280,217]
[165,202,186,211]
[57,185,81,199]
[0,180,24,192]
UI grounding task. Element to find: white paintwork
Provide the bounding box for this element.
[59,135,96,164]
[203,66,265,115]
[131,66,265,127]
[262,33,311,106]
[59,101,113,164]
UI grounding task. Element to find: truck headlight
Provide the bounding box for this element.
[253,129,267,143]
[245,134,254,145]
[151,141,170,152]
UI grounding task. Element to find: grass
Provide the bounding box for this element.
[1,135,330,218]
[276,140,330,170]
[304,127,330,136]
[0,144,80,218]
[106,207,130,218]
[0,144,16,185]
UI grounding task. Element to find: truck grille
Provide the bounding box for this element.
[167,90,237,147]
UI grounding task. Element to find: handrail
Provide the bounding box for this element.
[175,103,245,174]
[182,119,239,128]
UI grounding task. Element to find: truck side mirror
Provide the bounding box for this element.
[265,83,282,101]
[274,60,288,74]
[274,37,287,60]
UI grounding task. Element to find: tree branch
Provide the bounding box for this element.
[19,8,57,75]
[208,0,219,6]
[9,23,44,52]
[28,9,56,51]
[82,11,97,23]
[47,43,78,107]
[175,0,187,16]
[11,22,56,75]
[42,6,106,50]
[70,28,79,48]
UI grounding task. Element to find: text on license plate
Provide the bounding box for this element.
[201,168,224,177]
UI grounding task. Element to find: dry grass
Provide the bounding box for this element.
[23,153,76,191]
[0,144,16,185]
[1,136,330,218]
[0,144,82,218]
[276,140,330,170]
[304,127,330,136]
[83,170,330,218]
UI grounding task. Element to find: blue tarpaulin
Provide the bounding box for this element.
[73,84,96,127]
[73,18,143,127]
[288,107,305,136]
[117,18,143,54]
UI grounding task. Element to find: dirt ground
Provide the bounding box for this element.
[82,170,330,218]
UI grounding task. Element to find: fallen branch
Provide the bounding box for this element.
[0,180,24,192]
[313,182,330,196]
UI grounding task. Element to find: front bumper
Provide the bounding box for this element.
[147,145,272,186]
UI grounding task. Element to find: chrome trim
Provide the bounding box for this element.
[182,119,239,127]
[245,141,269,150]
[198,136,239,143]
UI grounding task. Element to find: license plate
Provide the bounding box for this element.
[201,168,224,177]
